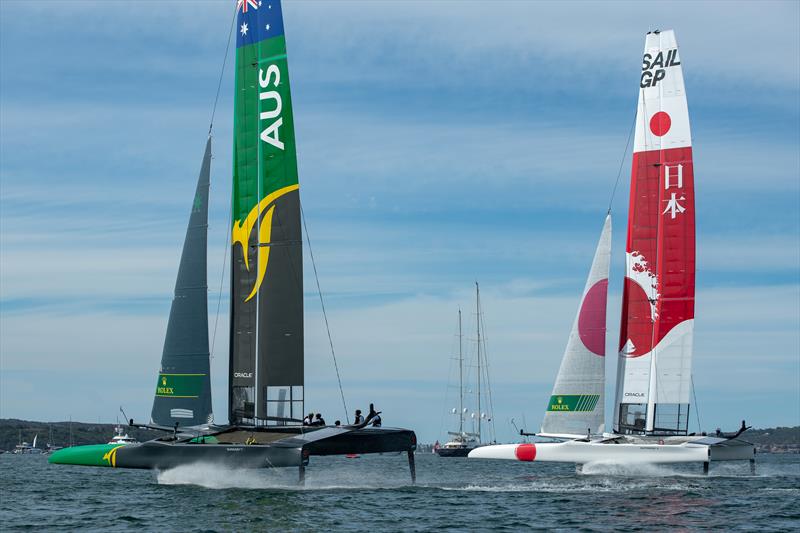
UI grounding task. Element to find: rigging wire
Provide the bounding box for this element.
[606,110,637,214]
[691,374,703,433]
[438,313,462,444]
[209,205,231,361]
[609,81,644,424]
[300,205,349,423]
[438,315,462,445]
[208,5,238,134]
[479,309,497,443]
[207,3,237,361]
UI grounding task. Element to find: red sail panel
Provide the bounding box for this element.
[620,147,695,357]
[614,30,695,434]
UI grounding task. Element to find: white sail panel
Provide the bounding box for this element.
[633,30,691,153]
[541,215,611,436]
[614,30,695,435]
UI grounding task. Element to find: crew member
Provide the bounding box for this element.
[365,403,381,425]
[354,409,364,424]
[313,413,326,426]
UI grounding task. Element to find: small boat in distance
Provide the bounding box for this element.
[437,284,494,457]
[13,433,43,455]
[44,425,63,454]
[108,426,139,446]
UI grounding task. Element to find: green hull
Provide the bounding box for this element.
[48,440,303,470]
[49,444,124,467]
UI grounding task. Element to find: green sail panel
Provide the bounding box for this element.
[229,0,303,424]
[151,137,213,427]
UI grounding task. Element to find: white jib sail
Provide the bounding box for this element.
[540,214,611,436]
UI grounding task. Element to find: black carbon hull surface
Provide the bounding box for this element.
[114,440,302,469]
[51,425,417,471]
[303,427,417,456]
[435,446,476,458]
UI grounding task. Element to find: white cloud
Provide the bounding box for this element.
[282,1,800,88]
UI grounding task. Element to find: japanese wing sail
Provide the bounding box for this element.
[614,30,695,435]
[540,215,611,436]
[151,137,213,427]
[229,0,304,425]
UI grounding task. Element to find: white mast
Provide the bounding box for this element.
[476,282,481,444]
[458,308,464,437]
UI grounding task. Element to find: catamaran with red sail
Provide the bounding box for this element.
[469,30,755,472]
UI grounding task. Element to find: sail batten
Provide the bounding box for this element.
[614,30,695,435]
[540,215,611,436]
[151,137,213,427]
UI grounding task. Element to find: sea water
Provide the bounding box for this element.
[1,452,798,531]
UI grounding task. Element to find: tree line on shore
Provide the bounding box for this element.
[0,418,797,452]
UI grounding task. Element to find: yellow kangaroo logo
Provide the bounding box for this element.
[232,184,299,302]
[102,446,123,467]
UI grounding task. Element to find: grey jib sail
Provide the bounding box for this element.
[151,137,213,427]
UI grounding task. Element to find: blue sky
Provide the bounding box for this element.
[1,1,798,443]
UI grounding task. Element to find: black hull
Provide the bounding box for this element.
[304,427,417,456]
[119,426,417,470]
[436,446,477,458]
[115,439,300,469]
[50,424,417,471]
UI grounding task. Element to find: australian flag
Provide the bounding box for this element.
[236,0,285,48]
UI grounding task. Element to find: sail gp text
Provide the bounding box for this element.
[259,64,284,150]
[641,49,680,88]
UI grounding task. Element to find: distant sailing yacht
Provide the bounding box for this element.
[13,433,43,455]
[470,30,755,472]
[438,284,494,457]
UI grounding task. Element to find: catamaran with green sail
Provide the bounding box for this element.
[49,0,417,481]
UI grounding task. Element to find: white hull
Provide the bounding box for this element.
[468,437,754,465]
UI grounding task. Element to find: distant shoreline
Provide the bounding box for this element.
[1,418,797,453]
[0,418,158,452]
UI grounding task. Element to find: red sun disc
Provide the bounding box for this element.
[649,111,671,136]
[578,279,608,356]
[514,443,536,462]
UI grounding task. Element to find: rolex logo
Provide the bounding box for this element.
[156,375,174,397]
